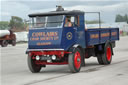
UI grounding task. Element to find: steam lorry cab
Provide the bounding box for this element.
[26,7,119,73]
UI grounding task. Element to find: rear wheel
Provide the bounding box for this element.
[97,43,112,65]
[11,40,16,46]
[97,54,104,65]
[27,55,42,73]
[102,44,112,64]
[1,40,8,47]
[68,48,82,73]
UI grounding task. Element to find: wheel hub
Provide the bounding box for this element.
[107,47,111,61]
[77,58,80,62]
[74,51,81,69]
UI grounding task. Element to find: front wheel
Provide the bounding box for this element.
[27,55,42,73]
[68,48,82,73]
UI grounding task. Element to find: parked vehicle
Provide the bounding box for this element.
[26,6,119,73]
[0,30,16,47]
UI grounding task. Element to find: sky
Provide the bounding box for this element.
[0,0,128,23]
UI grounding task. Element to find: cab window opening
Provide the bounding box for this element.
[64,16,74,27]
[29,15,64,29]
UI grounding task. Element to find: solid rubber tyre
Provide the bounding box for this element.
[68,48,82,73]
[97,43,112,65]
[27,55,41,73]
[11,40,16,46]
[1,40,8,47]
[97,54,104,65]
[102,44,112,64]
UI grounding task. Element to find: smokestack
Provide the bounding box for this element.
[56,5,64,11]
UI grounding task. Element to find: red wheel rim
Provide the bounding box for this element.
[74,51,81,69]
[107,46,111,61]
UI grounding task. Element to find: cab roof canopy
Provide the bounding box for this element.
[28,10,85,17]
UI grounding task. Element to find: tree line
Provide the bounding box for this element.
[115,14,128,23]
[0,14,128,31]
[0,16,28,31]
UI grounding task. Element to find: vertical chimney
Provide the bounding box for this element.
[56,5,64,11]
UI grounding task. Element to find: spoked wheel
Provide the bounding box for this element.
[27,55,42,73]
[68,48,82,73]
[97,43,112,65]
[1,40,8,47]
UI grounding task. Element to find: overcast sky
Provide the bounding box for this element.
[0,0,128,23]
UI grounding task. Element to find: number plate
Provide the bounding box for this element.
[40,56,51,60]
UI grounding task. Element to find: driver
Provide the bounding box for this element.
[65,17,72,27]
